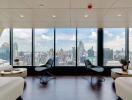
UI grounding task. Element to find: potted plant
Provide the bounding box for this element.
[120,59,130,72]
[14,58,19,66]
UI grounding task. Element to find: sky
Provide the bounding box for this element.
[104,28,125,51]
[0,28,131,52]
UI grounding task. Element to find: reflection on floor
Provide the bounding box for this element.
[23,76,117,100]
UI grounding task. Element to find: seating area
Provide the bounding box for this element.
[1,0,132,100]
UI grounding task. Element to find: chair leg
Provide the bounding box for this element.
[97,75,105,83]
[40,76,48,85]
[46,71,56,78]
[39,71,56,85]
[91,76,93,84]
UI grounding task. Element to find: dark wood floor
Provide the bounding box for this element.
[22,76,118,100]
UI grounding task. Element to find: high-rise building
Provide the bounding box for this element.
[88,46,94,57]
[72,47,76,61]
[0,42,10,62]
[78,41,85,63]
[13,42,18,59]
[104,48,113,62]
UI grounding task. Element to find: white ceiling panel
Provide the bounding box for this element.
[113,0,132,8]
[71,9,106,21]
[0,0,32,8]
[0,0,132,27]
[71,0,117,8]
[8,9,33,22]
[33,9,70,22]
[32,0,70,8]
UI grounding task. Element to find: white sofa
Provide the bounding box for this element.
[115,77,132,100]
[0,77,24,100]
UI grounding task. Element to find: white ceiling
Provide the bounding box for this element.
[0,0,132,28]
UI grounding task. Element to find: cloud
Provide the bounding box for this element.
[13,29,31,40]
[41,34,53,41]
[0,29,10,46]
[13,29,50,40]
[35,29,49,35]
[56,33,75,41]
[104,30,113,37]
[104,36,125,51]
[89,31,97,39]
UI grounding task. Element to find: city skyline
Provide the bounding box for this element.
[0,28,132,66]
[0,40,126,66]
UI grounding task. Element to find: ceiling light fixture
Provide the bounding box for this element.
[52,15,56,18]
[19,14,24,18]
[117,14,122,17]
[84,14,89,18]
[39,4,44,7]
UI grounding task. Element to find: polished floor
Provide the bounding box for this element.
[23,76,117,100]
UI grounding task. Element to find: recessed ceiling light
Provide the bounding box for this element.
[39,4,44,7]
[84,14,89,18]
[19,14,24,18]
[52,15,56,18]
[117,14,122,17]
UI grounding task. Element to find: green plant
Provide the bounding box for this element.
[120,59,130,66]
[120,59,130,71]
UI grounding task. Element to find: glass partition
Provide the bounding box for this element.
[13,28,32,66]
[104,28,125,66]
[129,28,132,68]
[56,28,76,66]
[34,28,54,66]
[77,28,97,66]
[0,28,10,65]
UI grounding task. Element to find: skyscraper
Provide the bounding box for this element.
[78,41,85,63]
[88,46,94,57]
[0,42,10,63]
[13,42,18,59]
[72,47,76,61]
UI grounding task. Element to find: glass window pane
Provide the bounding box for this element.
[35,28,54,66]
[13,28,32,66]
[77,28,97,66]
[56,28,76,66]
[104,28,125,66]
[0,29,10,65]
[129,28,132,67]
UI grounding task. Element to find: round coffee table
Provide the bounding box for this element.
[111,68,132,79]
[0,68,27,78]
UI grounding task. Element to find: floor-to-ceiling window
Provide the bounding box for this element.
[34,28,54,66]
[56,28,76,66]
[0,28,10,65]
[13,28,32,66]
[77,28,97,66]
[104,28,125,66]
[0,27,126,67]
[129,28,132,67]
